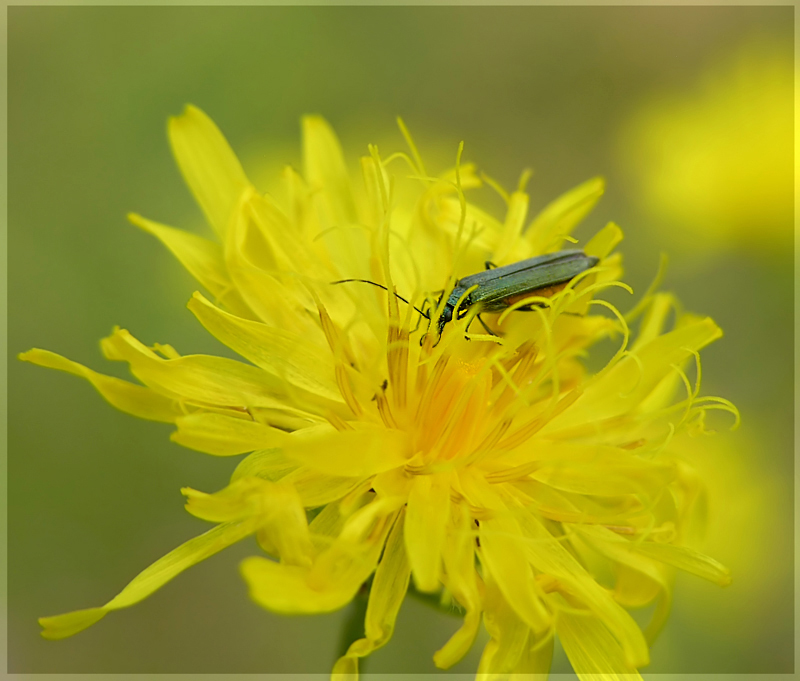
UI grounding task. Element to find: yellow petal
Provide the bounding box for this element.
[128,213,254,318]
[434,501,482,669]
[334,510,410,672]
[184,478,313,567]
[549,316,722,430]
[477,575,532,676]
[241,559,356,614]
[38,608,107,641]
[462,475,550,634]
[188,292,343,405]
[513,630,554,677]
[302,115,357,228]
[584,221,624,260]
[40,519,258,639]
[359,154,389,230]
[405,471,451,592]
[19,349,181,423]
[573,525,672,598]
[510,499,649,669]
[495,190,531,264]
[282,427,411,477]
[223,191,325,333]
[101,328,291,409]
[231,448,299,483]
[172,411,290,456]
[526,442,677,497]
[241,503,397,614]
[631,540,732,586]
[557,609,642,681]
[281,466,365,508]
[525,176,605,254]
[168,104,250,237]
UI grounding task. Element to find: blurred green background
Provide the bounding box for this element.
[8,6,793,675]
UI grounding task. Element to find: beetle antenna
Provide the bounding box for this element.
[331,279,430,319]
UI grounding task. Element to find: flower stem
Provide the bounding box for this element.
[337,585,369,662]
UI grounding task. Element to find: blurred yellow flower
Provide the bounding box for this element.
[618,37,792,251]
[22,106,737,679]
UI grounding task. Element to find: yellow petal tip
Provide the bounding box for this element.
[39,607,107,640]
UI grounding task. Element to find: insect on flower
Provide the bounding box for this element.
[21,106,740,680]
[333,249,600,341]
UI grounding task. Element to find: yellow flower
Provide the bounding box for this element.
[21,106,737,678]
[618,37,792,252]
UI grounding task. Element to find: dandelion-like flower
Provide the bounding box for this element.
[619,37,792,252]
[22,106,737,678]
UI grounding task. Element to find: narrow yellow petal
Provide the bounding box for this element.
[525,176,605,254]
[39,608,107,641]
[282,427,411,477]
[584,221,623,260]
[573,525,672,599]
[241,505,397,614]
[281,466,365,508]
[510,500,649,669]
[101,328,292,409]
[477,575,532,676]
[223,191,328,334]
[231,448,299,483]
[40,520,258,639]
[549,316,722,430]
[181,475,314,570]
[527,442,677,497]
[172,411,290,456]
[186,478,315,566]
[241,559,355,614]
[127,213,254,319]
[434,502,482,669]
[492,190,529,264]
[19,349,181,422]
[631,541,732,586]
[168,104,250,237]
[405,471,451,592]
[334,510,410,672]
[331,655,358,681]
[514,630,554,677]
[557,609,642,681]
[302,115,357,228]
[461,473,551,635]
[188,292,343,405]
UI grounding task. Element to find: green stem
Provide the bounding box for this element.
[406,583,464,617]
[337,587,369,661]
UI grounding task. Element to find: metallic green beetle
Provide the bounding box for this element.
[433,249,599,337]
[333,249,598,339]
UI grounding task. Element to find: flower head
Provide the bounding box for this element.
[619,36,792,253]
[22,106,737,678]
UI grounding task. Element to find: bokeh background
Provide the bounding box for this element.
[8,5,793,675]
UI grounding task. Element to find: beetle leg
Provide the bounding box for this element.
[476,314,499,336]
[484,261,499,270]
[463,313,499,339]
[411,300,429,334]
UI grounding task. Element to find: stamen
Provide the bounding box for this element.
[396,116,428,178]
[386,321,409,413]
[325,411,353,432]
[414,353,450,423]
[375,389,399,430]
[335,363,363,418]
[465,418,512,466]
[497,387,582,451]
[625,252,669,324]
[480,171,511,204]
